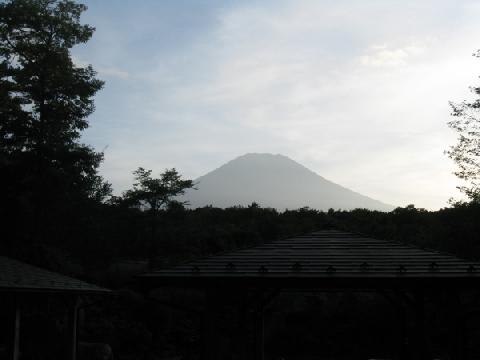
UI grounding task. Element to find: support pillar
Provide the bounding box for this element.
[379,291,409,360]
[202,290,220,360]
[448,293,466,360]
[11,301,21,360]
[253,307,264,360]
[238,296,250,360]
[458,315,467,360]
[413,291,427,360]
[251,289,279,360]
[67,297,80,360]
[398,302,408,360]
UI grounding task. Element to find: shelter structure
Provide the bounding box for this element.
[139,230,480,360]
[0,256,109,360]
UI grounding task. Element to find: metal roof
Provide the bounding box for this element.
[139,230,480,289]
[0,256,110,294]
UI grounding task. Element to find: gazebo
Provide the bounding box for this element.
[138,230,480,360]
[0,256,110,360]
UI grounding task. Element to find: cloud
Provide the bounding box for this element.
[79,0,480,209]
[97,66,130,79]
[359,42,428,67]
[72,56,129,79]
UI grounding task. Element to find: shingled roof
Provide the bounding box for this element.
[0,256,109,294]
[139,230,480,289]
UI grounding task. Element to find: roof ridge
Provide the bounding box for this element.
[345,231,465,260]
[147,230,308,272]
[0,256,110,293]
[140,230,480,278]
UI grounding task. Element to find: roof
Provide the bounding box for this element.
[0,256,110,294]
[139,230,480,289]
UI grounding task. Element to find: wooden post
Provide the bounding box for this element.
[251,290,267,360]
[12,301,21,360]
[379,291,409,360]
[252,288,279,360]
[239,297,250,360]
[458,316,467,360]
[253,308,264,360]
[448,293,466,360]
[413,291,427,360]
[67,297,80,360]
[398,302,408,360]
[202,290,220,360]
[201,297,211,360]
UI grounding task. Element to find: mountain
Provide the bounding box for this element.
[182,153,394,211]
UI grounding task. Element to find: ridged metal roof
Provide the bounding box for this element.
[140,230,480,288]
[0,256,110,293]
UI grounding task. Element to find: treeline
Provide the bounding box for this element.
[5,194,480,287]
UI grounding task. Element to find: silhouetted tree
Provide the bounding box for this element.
[122,167,194,266]
[0,0,110,254]
[123,167,194,213]
[447,50,480,202]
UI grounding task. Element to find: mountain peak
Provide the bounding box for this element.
[226,153,298,165]
[236,153,292,160]
[183,153,394,211]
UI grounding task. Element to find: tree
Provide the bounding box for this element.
[0,0,110,252]
[123,167,194,214]
[447,50,480,202]
[122,167,194,266]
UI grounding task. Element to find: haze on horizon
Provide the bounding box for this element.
[74,0,480,210]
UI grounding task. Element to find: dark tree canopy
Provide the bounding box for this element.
[447,50,480,202]
[0,0,100,146]
[121,167,194,268]
[0,0,110,201]
[0,0,110,255]
[123,167,194,214]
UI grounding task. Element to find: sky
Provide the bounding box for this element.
[73,0,480,210]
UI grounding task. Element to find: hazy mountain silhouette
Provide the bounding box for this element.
[182,153,394,211]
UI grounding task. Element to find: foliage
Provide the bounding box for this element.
[120,167,194,267]
[0,0,110,203]
[0,0,110,258]
[447,50,480,202]
[122,167,194,214]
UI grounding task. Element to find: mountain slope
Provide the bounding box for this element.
[182,153,394,211]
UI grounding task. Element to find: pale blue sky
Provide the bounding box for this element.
[74,0,480,209]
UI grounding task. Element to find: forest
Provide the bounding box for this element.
[1,0,480,359]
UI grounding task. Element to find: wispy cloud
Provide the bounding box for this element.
[72,56,129,79]
[78,0,480,209]
[97,66,130,79]
[360,42,429,67]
